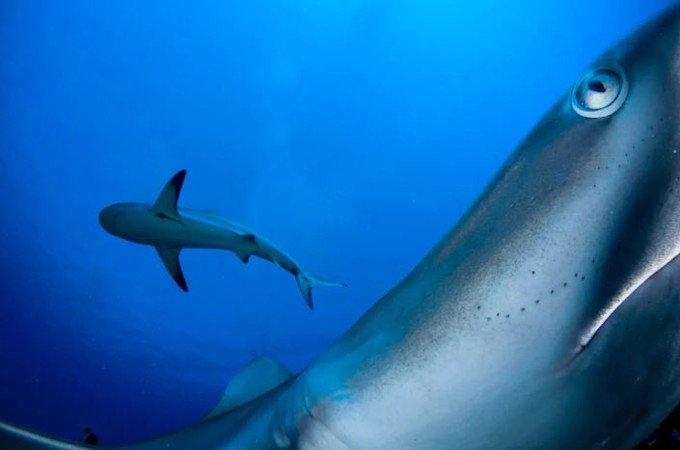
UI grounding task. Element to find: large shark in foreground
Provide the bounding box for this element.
[97,170,345,309]
[5,4,680,449]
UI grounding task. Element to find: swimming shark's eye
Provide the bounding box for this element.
[572,66,628,118]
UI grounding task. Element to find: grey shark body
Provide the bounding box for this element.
[98,170,345,309]
[5,4,680,449]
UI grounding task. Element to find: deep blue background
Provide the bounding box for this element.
[0,0,675,445]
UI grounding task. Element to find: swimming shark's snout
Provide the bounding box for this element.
[98,204,123,235]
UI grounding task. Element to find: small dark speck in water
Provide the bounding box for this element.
[477,305,481,310]
[497,313,500,317]
[521,307,526,312]
[535,300,540,304]
[574,272,578,278]
[550,289,554,294]
[563,282,568,287]
[506,314,510,318]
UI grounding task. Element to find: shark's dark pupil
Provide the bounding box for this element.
[588,81,607,93]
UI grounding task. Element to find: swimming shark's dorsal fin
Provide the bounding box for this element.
[205,356,292,419]
[155,246,188,292]
[151,170,186,222]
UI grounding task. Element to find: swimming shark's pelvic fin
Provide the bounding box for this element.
[235,250,251,264]
[295,271,347,310]
[151,169,186,222]
[155,246,188,292]
[232,234,257,264]
[205,356,292,419]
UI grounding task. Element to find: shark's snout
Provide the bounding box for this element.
[98,205,122,235]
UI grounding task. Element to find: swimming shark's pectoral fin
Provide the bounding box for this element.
[0,421,92,449]
[155,246,188,292]
[151,170,186,222]
[205,356,292,420]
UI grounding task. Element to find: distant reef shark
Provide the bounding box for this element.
[97,169,345,309]
[5,4,680,449]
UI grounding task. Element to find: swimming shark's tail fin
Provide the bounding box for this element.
[295,271,347,310]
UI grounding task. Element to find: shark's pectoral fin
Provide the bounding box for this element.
[0,421,92,449]
[155,246,188,292]
[205,356,292,419]
[151,170,186,222]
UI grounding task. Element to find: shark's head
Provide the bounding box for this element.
[99,170,186,247]
[353,5,680,447]
[502,5,680,350]
[295,6,680,449]
[98,202,152,241]
[416,4,680,356]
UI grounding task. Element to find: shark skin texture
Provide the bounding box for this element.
[5,4,680,450]
[98,170,346,310]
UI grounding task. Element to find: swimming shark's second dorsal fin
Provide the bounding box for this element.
[205,356,292,419]
[151,170,186,222]
[155,246,188,292]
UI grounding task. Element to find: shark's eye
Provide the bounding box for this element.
[572,66,628,118]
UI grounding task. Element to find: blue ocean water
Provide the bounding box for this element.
[0,0,675,445]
